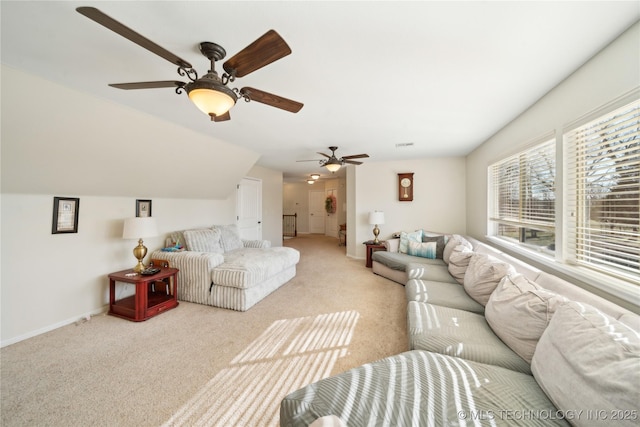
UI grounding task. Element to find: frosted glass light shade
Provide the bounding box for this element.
[325,162,341,172]
[188,89,236,117]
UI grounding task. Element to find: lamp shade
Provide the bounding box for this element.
[368,211,385,225]
[123,217,158,240]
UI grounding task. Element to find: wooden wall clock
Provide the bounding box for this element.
[398,173,414,201]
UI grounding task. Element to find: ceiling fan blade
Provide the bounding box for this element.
[240,87,303,113]
[344,160,364,165]
[76,7,192,69]
[296,159,322,162]
[223,30,291,78]
[316,152,330,158]
[212,112,231,122]
[109,81,185,90]
[342,154,370,160]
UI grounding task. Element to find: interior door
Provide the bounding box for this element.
[237,177,262,240]
[309,190,326,234]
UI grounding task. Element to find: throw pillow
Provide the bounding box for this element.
[531,302,640,427]
[485,274,568,363]
[183,228,223,253]
[463,252,515,305]
[215,224,244,252]
[421,235,446,259]
[447,244,474,284]
[443,234,472,264]
[399,230,423,254]
[406,240,438,259]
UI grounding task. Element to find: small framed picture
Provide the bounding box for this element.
[52,197,80,234]
[136,199,152,217]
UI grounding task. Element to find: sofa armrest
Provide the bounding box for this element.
[384,238,400,253]
[150,250,224,303]
[243,239,271,249]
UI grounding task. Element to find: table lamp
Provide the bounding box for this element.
[122,217,158,272]
[368,211,385,244]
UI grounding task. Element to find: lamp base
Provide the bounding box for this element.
[372,225,380,244]
[132,239,148,273]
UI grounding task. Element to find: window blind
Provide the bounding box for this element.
[565,99,639,281]
[490,139,556,232]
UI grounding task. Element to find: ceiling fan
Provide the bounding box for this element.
[76,7,303,122]
[298,146,370,172]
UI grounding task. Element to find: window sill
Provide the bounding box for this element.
[485,236,640,310]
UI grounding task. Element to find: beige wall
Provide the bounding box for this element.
[349,158,467,259]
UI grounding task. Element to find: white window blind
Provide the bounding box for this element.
[490,139,556,232]
[565,99,639,282]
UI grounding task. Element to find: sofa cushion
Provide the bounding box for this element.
[399,230,423,254]
[485,274,568,363]
[447,244,473,284]
[407,301,530,373]
[532,302,640,427]
[421,235,446,259]
[463,253,515,306]
[280,350,567,427]
[443,234,472,264]
[183,228,223,254]
[214,224,243,252]
[405,279,484,314]
[211,247,300,289]
[406,262,458,283]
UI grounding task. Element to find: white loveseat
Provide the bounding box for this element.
[151,225,299,311]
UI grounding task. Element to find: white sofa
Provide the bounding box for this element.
[280,232,639,427]
[151,224,299,311]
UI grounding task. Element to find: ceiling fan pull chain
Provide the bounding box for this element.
[177,66,198,82]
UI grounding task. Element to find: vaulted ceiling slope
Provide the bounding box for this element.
[2,1,639,184]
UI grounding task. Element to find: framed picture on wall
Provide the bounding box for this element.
[52,197,80,234]
[136,199,152,217]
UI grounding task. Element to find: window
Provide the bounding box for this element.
[565,99,639,282]
[489,138,556,253]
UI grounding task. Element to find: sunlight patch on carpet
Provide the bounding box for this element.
[162,310,360,427]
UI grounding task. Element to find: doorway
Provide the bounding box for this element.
[308,190,326,234]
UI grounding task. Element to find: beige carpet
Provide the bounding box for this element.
[1,235,408,427]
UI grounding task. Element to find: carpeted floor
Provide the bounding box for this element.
[1,235,408,427]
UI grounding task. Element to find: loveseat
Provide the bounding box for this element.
[280,232,639,426]
[151,224,299,311]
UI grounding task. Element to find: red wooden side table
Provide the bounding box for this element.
[108,267,179,321]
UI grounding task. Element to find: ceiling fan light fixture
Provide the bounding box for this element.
[186,73,237,118]
[324,160,342,173]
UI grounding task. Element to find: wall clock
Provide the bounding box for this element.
[398,173,414,201]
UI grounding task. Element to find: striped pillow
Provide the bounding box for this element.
[183,228,223,253]
[406,240,438,259]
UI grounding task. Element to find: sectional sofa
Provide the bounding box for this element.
[280,232,639,427]
[151,224,299,311]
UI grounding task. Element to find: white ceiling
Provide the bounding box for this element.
[2,1,639,183]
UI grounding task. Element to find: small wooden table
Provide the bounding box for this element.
[108,267,179,321]
[364,242,386,268]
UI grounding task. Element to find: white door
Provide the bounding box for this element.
[237,178,262,240]
[309,190,326,234]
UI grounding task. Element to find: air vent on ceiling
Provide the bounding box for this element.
[395,143,415,148]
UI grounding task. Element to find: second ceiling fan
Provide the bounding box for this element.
[76,7,303,122]
[299,147,370,173]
